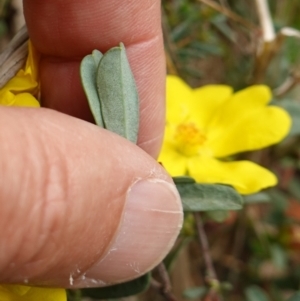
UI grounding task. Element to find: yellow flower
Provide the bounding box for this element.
[0,42,66,301]
[0,41,40,107]
[0,285,66,301]
[159,75,291,194]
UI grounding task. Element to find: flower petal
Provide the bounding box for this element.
[158,141,187,176]
[187,156,277,194]
[0,285,66,301]
[208,106,291,157]
[13,93,40,107]
[189,85,233,129]
[2,73,38,93]
[25,41,40,81]
[166,75,192,124]
[215,85,271,120]
[0,90,15,106]
[208,85,272,134]
[0,91,40,107]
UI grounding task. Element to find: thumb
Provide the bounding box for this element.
[0,107,183,288]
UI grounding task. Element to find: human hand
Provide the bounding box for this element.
[0,0,183,288]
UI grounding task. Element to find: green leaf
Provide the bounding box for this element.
[173,177,243,211]
[244,192,271,204]
[206,210,230,222]
[80,50,104,127]
[211,15,236,43]
[97,43,139,143]
[182,287,207,299]
[273,99,300,137]
[245,286,270,301]
[287,292,300,301]
[173,176,196,184]
[81,273,150,299]
[92,49,103,65]
[270,244,287,270]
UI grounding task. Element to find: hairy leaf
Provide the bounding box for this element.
[80,50,104,127]
[97,43,139,143]
[173,177,243,211]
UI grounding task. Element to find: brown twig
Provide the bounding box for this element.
[194,212,217,279]
[198,0,257,31]
[228,209,247,284]
[151,263,179,301]
[194,212,224,301]
[250,0,279,83]
[273,69,300,97]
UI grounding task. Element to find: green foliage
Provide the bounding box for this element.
[80,50,104,127]
[245,286,270,301]
[173,176,243,211]
[161,1,300,300]
[244,192,271,204]
[81,273,150,299]
[274,99,300,137]
[182,286,207,299]
[287,292,300,301]
[80,43,139,143]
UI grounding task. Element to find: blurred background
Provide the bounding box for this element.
[1,1,300,300]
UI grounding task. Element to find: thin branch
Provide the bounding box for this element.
[156,262,172,293]
[151,279,178,301]
[218,0,228,8]
[273,69,300,97]
[270,27,300,94]
[251,0,278,83]
[198,0,257,31]
[228,209,247,284]
[254,0,275,42]
[194,212,224,301]
[194,213,217,279]
[280,27,300,39]
[151,263,179,301]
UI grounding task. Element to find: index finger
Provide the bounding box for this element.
[24,0,165,157]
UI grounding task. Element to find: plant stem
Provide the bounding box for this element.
[254,0,275,42]
[274,69,300,97]
[194,212,217,279]
[251,0,279,83]
[198,0,257,30]
[194,212,224,301]
[151,263,179,301]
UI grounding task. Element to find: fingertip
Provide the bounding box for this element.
[0,108,182,287]
[74,179,183,287]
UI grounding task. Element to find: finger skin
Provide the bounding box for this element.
[0,0,177,287]
[24,0,166,158]
[0,107,181,287]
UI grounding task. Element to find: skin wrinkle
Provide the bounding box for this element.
[35,119,98,282]
[0,107,181,286]
[26,0,165,156]
[34,158,69,280]
[128,37,165,156]
[40,60,94,122]
[25,0,161,57]
[0,123,45,280]
[1,123,70,282]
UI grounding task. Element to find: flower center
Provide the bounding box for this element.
[174,122,207,156]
